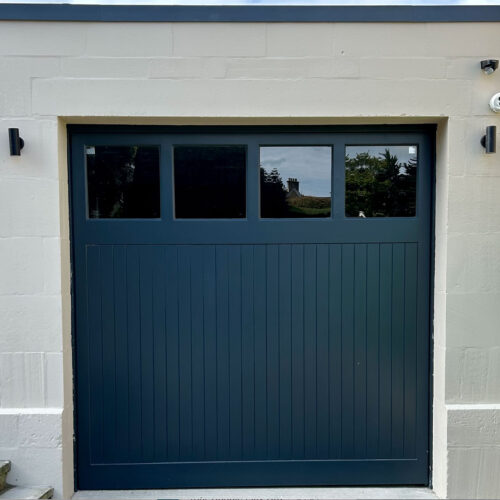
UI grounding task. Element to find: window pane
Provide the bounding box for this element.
[260,146,332,218]
[174,146,246,219]
[86,145,160,219]
[345,145,418,218]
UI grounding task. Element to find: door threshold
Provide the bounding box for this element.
[73,486,437,500]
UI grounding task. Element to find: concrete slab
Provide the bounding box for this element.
[0,462,11,492]
[0,485,53,499]
[73,487,437,500]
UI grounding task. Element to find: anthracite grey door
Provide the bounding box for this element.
[70,126,432,490]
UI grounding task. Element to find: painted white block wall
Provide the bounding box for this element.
[0,20,499,500]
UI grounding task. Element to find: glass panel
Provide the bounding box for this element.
[345,145,418,218]
[86,145,160,219]
[260,146,332,218]
[174,145,246,219]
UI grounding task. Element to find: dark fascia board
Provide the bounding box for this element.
[67,124,438,135]
[0,4,500,22]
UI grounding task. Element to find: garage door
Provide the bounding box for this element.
[70,126,432,490]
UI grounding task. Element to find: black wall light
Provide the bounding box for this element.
[481,126,497,154]
[8,128,24,156]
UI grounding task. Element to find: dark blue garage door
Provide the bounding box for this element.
[70,126,432,490]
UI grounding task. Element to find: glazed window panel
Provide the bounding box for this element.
[174,145,246,219]
[86,145,160,219]
[345,145,418,218]
[260,146,332,218]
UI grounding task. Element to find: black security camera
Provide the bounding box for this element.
[481,59,499,75]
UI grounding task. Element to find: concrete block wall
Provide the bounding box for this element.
[0,108,64,493]
[0,20,499,499]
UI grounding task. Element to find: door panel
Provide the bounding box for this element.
[70,126,433,489]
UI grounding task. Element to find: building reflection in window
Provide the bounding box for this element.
[260,146,332,219]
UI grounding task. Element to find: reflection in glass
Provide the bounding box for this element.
[260,146,332,218]
[345,145,417,218]
[174,146,246,219]
[86,145,160,219]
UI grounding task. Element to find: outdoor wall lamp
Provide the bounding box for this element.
[481,59,499,75]
[481,126,497,154]
[8,128,24,156]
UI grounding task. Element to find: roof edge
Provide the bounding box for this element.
[0,4,500,22]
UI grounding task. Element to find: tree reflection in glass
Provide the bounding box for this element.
[260,146,332,218]
[345,145,417,218]
[86,145,160,219]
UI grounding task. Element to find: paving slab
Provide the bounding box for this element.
[73,487,437,500]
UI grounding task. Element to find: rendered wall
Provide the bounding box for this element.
[0,20,499,499]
